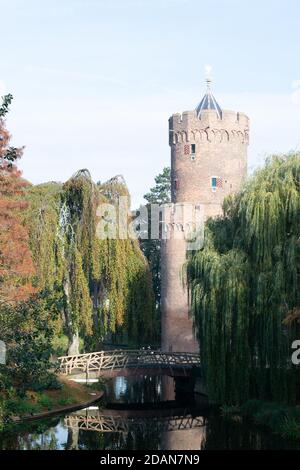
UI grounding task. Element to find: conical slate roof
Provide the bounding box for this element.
[196,79,222,119]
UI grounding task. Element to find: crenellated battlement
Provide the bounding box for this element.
[169,109,249,126]
[169,109,249,146]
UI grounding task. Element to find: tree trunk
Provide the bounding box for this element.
[66,427,79,450]
[68,331,80,356]
[92,280,99,331]
[63,275,80,356]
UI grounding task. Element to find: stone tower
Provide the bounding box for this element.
[161,77,249,353]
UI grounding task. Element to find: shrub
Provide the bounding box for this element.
[220,405,240,418]
[5,397,40,416]
[279,417,300,440]
[58,397,73,406]
[37,394,54,410]
[30,372,61,392]
[239,399,300,440]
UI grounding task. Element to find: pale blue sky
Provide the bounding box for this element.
[1,0,300,206]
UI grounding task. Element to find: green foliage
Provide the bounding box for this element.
[51,334,69,356]
[0,400,4,431]
[37,394,54,410]
[4,392,56,416]
[241,400,300,440]
[25,170,156,351]
[0,99,155,423]
[68,245,93,335]
[4,397,41,416]
[124,241,156,343]
[0,292,61,392]
[221,399,300,441]
[2,146,21,165]
[0,94,13,118]
[0,94,22,165]
[141,167,171,338]
[24,182,63,291]
[144,167,171,205]
[279,417,300,440]
[220,404,241,417]
[92,236,155,345]
[187,154,300,405]
[57,396,73,406]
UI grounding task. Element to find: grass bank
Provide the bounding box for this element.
[221,400,300,441]
[4,375,104,421]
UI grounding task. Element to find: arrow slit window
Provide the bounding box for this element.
[211,177,223,191]
[191,144,196,160]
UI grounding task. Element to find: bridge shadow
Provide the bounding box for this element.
[67,366,202,379]
[104,398,209,414]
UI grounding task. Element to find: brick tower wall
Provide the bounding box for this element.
[161,108,249,353]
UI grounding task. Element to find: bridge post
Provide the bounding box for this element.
[85,362,89,384]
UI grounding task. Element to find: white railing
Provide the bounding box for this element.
[58,349,201,375]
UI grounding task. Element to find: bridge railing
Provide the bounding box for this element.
[58,350,201,375]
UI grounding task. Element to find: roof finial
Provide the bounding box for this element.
[204,64,213,90]
[195,65,222,119]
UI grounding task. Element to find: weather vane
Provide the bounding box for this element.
[204,64,213,89]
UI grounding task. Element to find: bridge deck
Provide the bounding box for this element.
[58,350,201,377]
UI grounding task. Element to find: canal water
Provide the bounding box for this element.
[0,376,297,450]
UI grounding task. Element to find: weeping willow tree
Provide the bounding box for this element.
[93,175,156,345]
[25,171,156,354]
[24,182,63,291]
[187,153,300,405]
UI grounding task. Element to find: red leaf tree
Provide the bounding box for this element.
[0,95,36,303]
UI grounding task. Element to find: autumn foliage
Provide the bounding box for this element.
[0,100,36,303]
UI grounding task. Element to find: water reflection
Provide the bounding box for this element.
[0,376,298,450]
[113,377,127,400]
[106,375,164,405]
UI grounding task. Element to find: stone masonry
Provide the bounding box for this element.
[161,86,249,353]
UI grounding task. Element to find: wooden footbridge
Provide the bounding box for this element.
[65,408,206,433]
[58,349,201,378]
